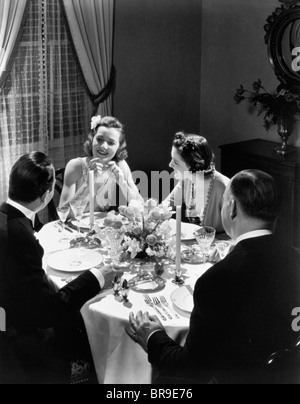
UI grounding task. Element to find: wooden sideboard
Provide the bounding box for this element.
[220,139,300,264]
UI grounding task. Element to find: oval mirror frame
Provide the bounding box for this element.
[265,1,300,91]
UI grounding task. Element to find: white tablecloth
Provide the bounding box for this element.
[37,222,212,384]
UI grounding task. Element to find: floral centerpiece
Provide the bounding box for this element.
[234,79,300,131]
[103,199,176,263]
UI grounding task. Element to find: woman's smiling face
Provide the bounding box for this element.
[92,127,121,164]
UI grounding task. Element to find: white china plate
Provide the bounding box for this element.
[171,285,194,314]
[47,248,103,272]
[71,212,108,230]
[169,220,199,241]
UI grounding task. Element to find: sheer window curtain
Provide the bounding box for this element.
[46,0,93,170]
[62,0,115,115]
[0,0,113,205]
[0,0,93,205]
[0,0,29,86]
[0,0,45,202]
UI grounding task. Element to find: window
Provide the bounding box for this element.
[0,0,93,202]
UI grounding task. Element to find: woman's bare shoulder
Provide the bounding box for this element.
[64,157,86,182]
[66,157,86,168]
[65,157,88,172]
[118,159,132,173]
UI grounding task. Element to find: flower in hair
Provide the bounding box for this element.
[178,137,197,153]
[185,138,197,151]
[91,115,102,130]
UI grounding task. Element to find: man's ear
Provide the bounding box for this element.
[230,199,237,221]
[40,190,49,203]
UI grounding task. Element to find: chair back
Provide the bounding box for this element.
[48,168,65,222]
[263,335,300,384]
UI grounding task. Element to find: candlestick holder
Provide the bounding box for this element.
[173,205,184,285]
[172,268,185,285]
[121,280,130,302]
[112,274,121,296]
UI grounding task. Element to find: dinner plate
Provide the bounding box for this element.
[47,248,103,272]
[171,285,194,314]
[71,212,108,230]
[169,219,199,241]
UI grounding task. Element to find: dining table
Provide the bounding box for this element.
[37,218,216,384]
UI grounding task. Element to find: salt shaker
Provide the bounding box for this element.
[112,274,121,296]
[121,279,130,302]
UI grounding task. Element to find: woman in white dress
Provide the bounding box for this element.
[165,132,230,234]
[59,116,141,212]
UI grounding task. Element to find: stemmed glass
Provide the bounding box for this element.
[194,226,216,264]
[215,240,232,260]
[69,197,88,235]
[104,227,125,266]
[57,205,71,243]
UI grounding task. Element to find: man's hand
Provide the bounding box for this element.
[208,247,220,263]
[125,311,165,353]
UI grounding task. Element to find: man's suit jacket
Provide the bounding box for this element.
[148,236,299,384]
[0,202,101,383]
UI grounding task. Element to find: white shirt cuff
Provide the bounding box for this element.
[89,268,105,289]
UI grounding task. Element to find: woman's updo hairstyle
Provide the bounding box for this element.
[84,116,128,162]
[173,132,215,175]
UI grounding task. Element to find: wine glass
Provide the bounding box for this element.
[215,240,232,260]
[57,205,71,242]
[69,197,88,235]
[104,227,125,266]
[194,226,216,264]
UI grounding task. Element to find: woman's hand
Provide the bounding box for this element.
[89,158,104,179]
[107,161,125,184]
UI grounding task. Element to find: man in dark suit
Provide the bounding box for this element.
[0,152,118,384]
[126,169,299,384]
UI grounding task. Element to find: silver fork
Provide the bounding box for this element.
[160,296,180,319]
[144,295,167,322]
[153,297,172,320]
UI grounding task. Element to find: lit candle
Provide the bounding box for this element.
[176,205,182,276]
[89,170,95,228]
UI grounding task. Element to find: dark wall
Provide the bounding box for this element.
[113,0,202,174]
[199,0,300,165]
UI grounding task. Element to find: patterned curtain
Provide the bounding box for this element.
[0,0,29,86]
[46,0,93,170]
[0,0,46,203]
[62,0,115,115]
[0,0,93,204]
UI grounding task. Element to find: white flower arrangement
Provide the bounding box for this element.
[105,199,176,260]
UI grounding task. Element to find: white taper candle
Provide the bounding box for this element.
[176,205,182,275]
[89,170,95,228]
